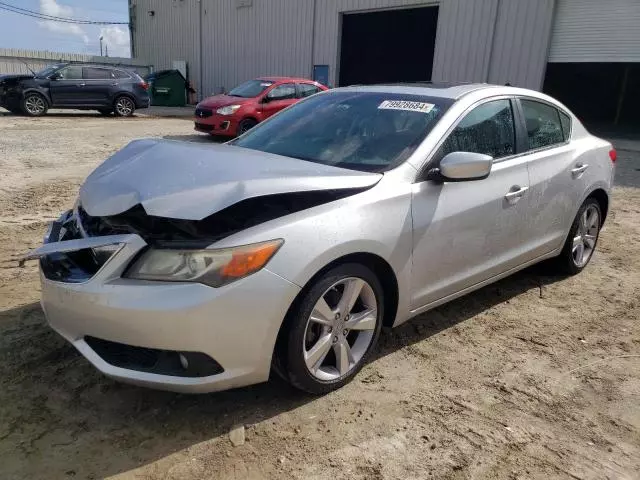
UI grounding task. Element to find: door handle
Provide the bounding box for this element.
[504,186,529,204]
[571,164,589,176]
[78,83,86,87]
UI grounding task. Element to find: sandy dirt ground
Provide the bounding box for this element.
[0,110,639,480]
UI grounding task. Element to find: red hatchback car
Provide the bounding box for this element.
[194,77,328,137]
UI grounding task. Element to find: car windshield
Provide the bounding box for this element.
[232,91,451,172]
[228,79,275,98]
[34,65,61,78]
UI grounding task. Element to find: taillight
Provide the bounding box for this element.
[139,81,149,91]
[609,149,617,163]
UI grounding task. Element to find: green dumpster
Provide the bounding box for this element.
[145,69,187,107]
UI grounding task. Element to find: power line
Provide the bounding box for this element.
[0,1,128,25]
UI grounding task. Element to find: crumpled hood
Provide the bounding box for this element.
[198,94,254,109]
[79,138,382,220]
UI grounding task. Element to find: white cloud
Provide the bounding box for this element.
[99,25,130,58]
[38,0,89,44]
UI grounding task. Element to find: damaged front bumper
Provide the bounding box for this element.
[23,212,300,393]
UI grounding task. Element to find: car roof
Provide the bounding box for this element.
[54,62,131,70]
[336,82,501,99]
[257,76,319,83]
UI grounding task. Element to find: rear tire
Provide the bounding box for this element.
[22,93,48,117]
[113,96,135,117]
[553,198,602,275]
[237,118,257,135]
[277,263,384,395]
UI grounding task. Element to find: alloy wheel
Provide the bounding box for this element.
[25,95,46,115]
[115,97,134,116]
[572,204,600,268]
[303,277,378,381]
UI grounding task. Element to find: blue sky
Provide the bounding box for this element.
[0,0,130,57]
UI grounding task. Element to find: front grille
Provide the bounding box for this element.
[195,107,213,118]
[195,122,214,132]
[85,336,224,377]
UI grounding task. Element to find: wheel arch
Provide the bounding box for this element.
[271,251,399,377]
[238,116,260,128]
[22,88,51,106]
[112,92,136,106]
[587,188,609,225]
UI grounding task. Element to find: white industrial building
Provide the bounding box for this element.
[129,0,640,126]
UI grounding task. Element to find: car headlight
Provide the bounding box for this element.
[216,104,242,115]
[125,239,283,287]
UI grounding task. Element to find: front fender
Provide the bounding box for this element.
[21,87,52,106]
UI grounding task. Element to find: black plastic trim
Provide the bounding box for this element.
[85,336,224,378]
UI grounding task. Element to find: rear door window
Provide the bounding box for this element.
[439,99,516,160]
[83,67,112,80]
[520,99,565,150]
[298,83,322,98]
[267,83,297,100]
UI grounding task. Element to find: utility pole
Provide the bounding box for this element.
[105,44,109,57]
[100,36,104,56]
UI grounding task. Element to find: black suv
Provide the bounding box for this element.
[0,63,150,117]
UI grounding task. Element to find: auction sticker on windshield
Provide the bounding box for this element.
[378,100,435,113]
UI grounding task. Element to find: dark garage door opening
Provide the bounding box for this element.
[339,6,439,86]
[543,63,640,129]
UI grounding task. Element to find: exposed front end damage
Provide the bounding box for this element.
[20,137,381,392]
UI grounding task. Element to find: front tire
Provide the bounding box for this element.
[554,198,602,275]
[22,93,48,116]
[113,96,135,117]
[237,118,257,135]
[279,263,384,394]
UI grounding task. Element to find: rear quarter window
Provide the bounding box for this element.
[559,111,572,141]
[112,70,131,79]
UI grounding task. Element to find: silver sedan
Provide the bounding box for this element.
[24,84,616,394]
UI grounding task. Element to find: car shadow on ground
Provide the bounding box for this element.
[372,262,567,362]
[0,262,567,478]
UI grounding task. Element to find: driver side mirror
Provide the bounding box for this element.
[49,72,62,80]
[427,151,493,182]
[261,95,272,103]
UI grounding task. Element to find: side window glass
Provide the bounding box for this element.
[298,83,321,98]
[559,111,572,142]
[267,83,296,100]
[113,70,130,79]
[439,99,515,160]
[83,67,111,80]
[58,66,82,80]
[521,99,564,149]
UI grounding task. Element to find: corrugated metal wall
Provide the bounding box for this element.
[130,0,557,98]
[431,0,497,83]
[487,0,555,89]
[131,0,201,90]
[0,48,151,76]
[549,0,640,62]
[200,0,315,96]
